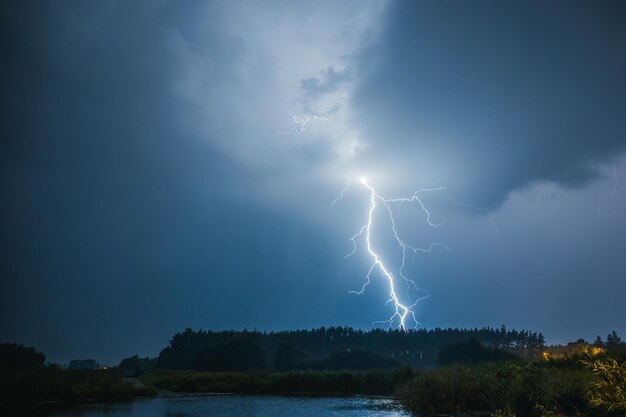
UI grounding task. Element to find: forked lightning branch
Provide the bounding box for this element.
[333,177,449,330]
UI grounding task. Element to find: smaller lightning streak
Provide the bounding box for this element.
[596,165,623,224]
[277,115,329,152]
[334,178,449,330]
[331,180,350,207]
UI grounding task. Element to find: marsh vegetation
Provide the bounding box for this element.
[1,328,624,417]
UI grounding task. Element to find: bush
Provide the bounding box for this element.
[398,363,594,417]
[398,364,494,414]
[0,368,137,404]
[140,367,414,396]
[582,356,626,416]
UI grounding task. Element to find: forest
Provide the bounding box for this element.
[156,325,544,371]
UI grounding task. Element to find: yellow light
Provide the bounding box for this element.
[591,347,605,356]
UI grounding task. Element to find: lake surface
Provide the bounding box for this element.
[19,395,409,417]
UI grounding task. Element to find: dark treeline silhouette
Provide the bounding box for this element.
[157,325,544,371]
[67,358,100,370]
[118,355,157,376]
[0,344,156,405]
[437,338,519,365]
[193,336,267,371]
[0,343,45,371]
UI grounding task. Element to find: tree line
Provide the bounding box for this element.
[156,325,545,371]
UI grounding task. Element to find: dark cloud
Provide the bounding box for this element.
[353,0,626,206]
[0,1,275,362]
[0,0,382,363]
[1,1,625,365]
[1,1,186,359]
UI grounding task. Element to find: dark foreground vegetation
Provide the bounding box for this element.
[0,368,156,405]
[1,327,625,417]
[398,337,626,417]
[140,366,414,396]
[142,327,624,416]
[0,344,156,406]
[400,363,594,417]
[140,343,626,417]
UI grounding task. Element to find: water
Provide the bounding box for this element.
[19,395,409,417]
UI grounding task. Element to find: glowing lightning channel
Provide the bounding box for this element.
[335,178,449,330]
[277,115,329,152]
[596,165,623,223]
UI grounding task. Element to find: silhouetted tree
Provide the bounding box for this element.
[606,330,623,350]
[118,355,156,376]
[274,341,313,370]
[593,335,605,347]
[0,343,45,371]
[437,338,517,365]
[156,326,543,370]
[193,336,266,371]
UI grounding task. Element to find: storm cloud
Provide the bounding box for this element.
[353,0,626,206]
[1,1,625,364]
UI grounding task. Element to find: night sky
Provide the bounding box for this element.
[1,0,625,365]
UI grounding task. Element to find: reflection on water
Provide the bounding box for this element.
[10,395,409,417]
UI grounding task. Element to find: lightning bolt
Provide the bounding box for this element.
[597,165,623,223]
[277,115,329,152]
[334,178,449,330]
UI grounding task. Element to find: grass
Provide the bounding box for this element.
[397,362,597,417]
[140,366,414,396]
[0,368,157,406]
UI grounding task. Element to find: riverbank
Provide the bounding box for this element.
[139,367,414,397]
[138,354,625,417]
[398,363,595,417]
[2,353,624,417]
[0,368,157,406]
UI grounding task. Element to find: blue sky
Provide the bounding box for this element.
[1,0,625,364]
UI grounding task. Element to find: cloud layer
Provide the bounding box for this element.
[352,1,626,206]
[1,1,625,364]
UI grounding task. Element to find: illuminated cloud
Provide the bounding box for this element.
[352,1,626,207]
